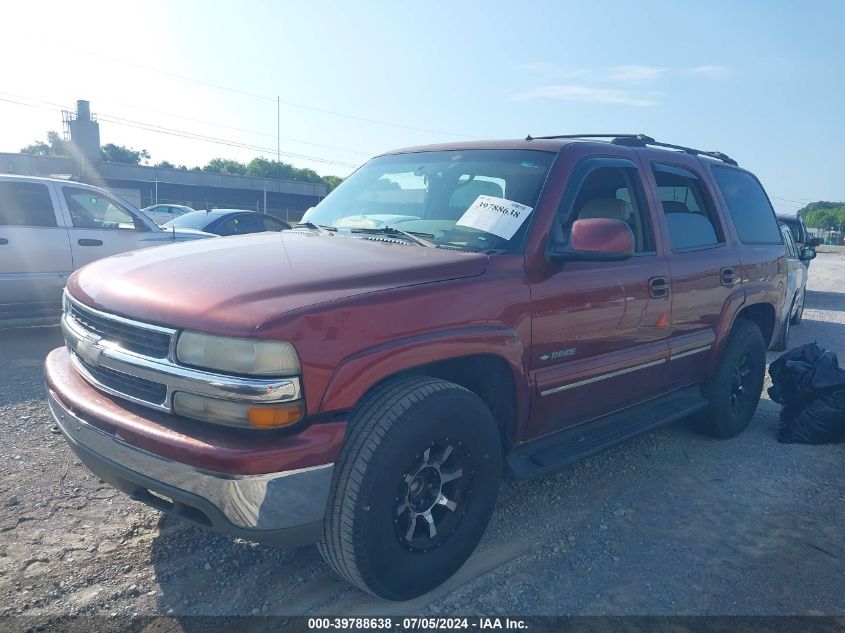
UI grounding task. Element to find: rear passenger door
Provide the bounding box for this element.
[0,180,72,319]
[645,161,739,389]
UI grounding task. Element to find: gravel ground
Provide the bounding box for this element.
[1,253,844,618]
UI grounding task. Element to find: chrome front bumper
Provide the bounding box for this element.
[48,389,333,546]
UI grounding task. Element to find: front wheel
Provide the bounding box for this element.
[698,320,766,438]
[319,376,502,600]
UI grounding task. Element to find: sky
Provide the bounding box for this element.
[1,0,843,214]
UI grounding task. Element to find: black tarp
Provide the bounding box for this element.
[768,343,845,444]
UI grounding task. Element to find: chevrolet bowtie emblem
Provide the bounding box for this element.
[76,336,103,367]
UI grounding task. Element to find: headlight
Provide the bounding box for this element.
[176,331,301,376]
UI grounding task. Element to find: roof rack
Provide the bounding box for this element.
[524,133,738,166]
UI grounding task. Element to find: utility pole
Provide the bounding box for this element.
[277,96,285,222]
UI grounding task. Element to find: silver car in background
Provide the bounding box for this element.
[141,203,195,225]
[772,224,815,350]
[0,175,213,327]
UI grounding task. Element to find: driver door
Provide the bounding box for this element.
[528,158,673,438]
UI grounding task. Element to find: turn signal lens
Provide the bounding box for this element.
[173,392,304,429]
[248,404,303,429]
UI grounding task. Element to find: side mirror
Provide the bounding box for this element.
[800,247,817,262]
[549,218,634,262]
[807,237,823,248]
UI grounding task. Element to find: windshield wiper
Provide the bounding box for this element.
[350,226,437,248]
[292,221,336,235]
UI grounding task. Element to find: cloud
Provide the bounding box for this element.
[684,65,731,79]
[512,84,658,107]
[511,63,730,107]
[606,65,667,84]
[515,64,666,85]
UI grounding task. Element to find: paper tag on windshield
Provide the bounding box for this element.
[456,195,533,240]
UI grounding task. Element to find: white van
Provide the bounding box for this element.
[0,175,213,326]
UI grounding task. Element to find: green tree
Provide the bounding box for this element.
[797,201,845,216]
[101,143,150,165]
[323,175,343,191]
[804,210,836,230]
[202,158,247,175]
[20,131,68,157]
[20,130,344,190]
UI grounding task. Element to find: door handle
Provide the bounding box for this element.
[78,239,103,246]
[0,238,8,245]
[720,267,736,287]
[648,276,671,299]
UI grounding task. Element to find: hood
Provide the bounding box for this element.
[67,231,488,336]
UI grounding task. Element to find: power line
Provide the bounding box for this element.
[96,114,358,167]
[100,100,372,156]
[72,48,483,140]
[0,93,358,168]
[769,195,816,204]
[0,91,365,163]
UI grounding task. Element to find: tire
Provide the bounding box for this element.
[318,376,502,600]
[698,320,766,439]
[790,291,805,325]
[771,298,794,352]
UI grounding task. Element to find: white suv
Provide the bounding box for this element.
[0,175,213,326]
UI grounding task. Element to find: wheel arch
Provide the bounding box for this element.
[318,327,528,452]
[735,301,777,348]
[385,354,520,451]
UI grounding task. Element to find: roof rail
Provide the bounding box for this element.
[524,133,738,166]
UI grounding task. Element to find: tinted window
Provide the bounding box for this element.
[163,210,218,230]
[781,226,797,258]
[712,167,782,244]
[568,165,654,253]
[0,181,57,227]
[779,216,805,245]
[217,214,262,235]
[64,187,136,230]
[261,216,285,231]
[652,163,722,251]
[237,215,263,233]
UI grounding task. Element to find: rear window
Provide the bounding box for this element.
[0,181,57,227]
[712,167,782,244]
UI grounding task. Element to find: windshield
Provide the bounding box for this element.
[302,149,555,252]
[162,210,217,230]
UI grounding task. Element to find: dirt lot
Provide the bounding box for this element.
[1,254,844,618]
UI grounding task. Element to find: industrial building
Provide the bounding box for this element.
[1,100,328,221]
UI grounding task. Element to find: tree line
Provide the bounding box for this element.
[796,201,845,231]
[20,131,343,191]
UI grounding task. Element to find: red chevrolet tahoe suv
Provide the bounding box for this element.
[45,134,788,600]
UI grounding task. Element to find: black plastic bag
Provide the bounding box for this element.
[768,343,845,444]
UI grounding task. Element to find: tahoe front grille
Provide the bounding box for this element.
[69,302,172,358]
[76,356,168,406]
